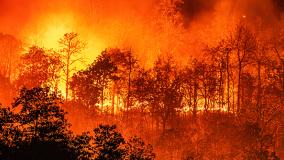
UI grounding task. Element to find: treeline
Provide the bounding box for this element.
[0,23,283,159]
[0,87,155,160]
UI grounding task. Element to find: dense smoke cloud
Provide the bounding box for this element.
[180,0,284,28]
[180,0,217,25]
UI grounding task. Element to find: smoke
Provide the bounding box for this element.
[180,0,217,26]
[0,0,283,65]
[272,0,284,14]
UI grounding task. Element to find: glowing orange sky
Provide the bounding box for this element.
[0,0,282,67]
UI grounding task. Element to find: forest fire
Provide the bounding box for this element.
[0,0,283,159]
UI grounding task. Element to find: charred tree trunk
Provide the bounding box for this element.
[220,71,224,110]
[256,62,262,124]
[226,51,230,113]
[237,49,242,115]
[66,55,70,100]
[101,87,104,112]
[126,54,132,119]
[193,81,198,119]
[65,42,71,101]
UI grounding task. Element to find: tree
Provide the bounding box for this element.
[231,24,257,114]
[125,137,155,160]
[106,48,138,116]
[0,105,16,159]
[193,60,218,112]
[70,132,94,160]
[70,69,101,109]
[133,57,183,131]
[12,87,69,142]
[270,26,284,94]
[93,124,126,160]
[12,141,75,160]
[16,46,62,90]
[70,49,117,112]
[206,40,233,112]
[0,87,157,160]
[59,32,86,100]
[92,124,155,160]
[181,59,218,118]
[132,68,154,113]
[0,87,75,160]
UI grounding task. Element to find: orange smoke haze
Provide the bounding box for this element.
[0,0,283,66]
[0,1,283,153]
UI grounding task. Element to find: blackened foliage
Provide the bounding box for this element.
[12,87,69,141]
[0,87,156,160]
[70,132,94,160]
[92,125,155,160]
[0,87,75,160]
[11,141,74,160]
[125,136,155,160]
[93,124,126,160]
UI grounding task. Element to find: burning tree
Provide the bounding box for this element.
[16,46,62,90]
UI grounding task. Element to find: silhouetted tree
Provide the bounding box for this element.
[59,32,86,100]
[132,68,154,112]
[231,24,257,114]
[206,40,233,112]
[16,46,62,90]
[0,105,16,159]
[125,136,155,160]
[70,69,101,109]
[0,87,74,159]
[105,48,138,117]
[133,57,183,131]
[12,87,70,144]
[93,124,126,160]
[0,81,157,160]
[70,132,94,160]
[70,49,117,112]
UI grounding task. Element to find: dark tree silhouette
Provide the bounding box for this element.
[132,57,183,131]
[0,87,74,159]
[12,87,69,140]
[70,49,117,111]
[93,124,126,160]
[105,48,138,116]
[70,132,94,160]
[231,25,257,114]
[0,86,155,160]
[59,32,86,100]
[125,136,155,160]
